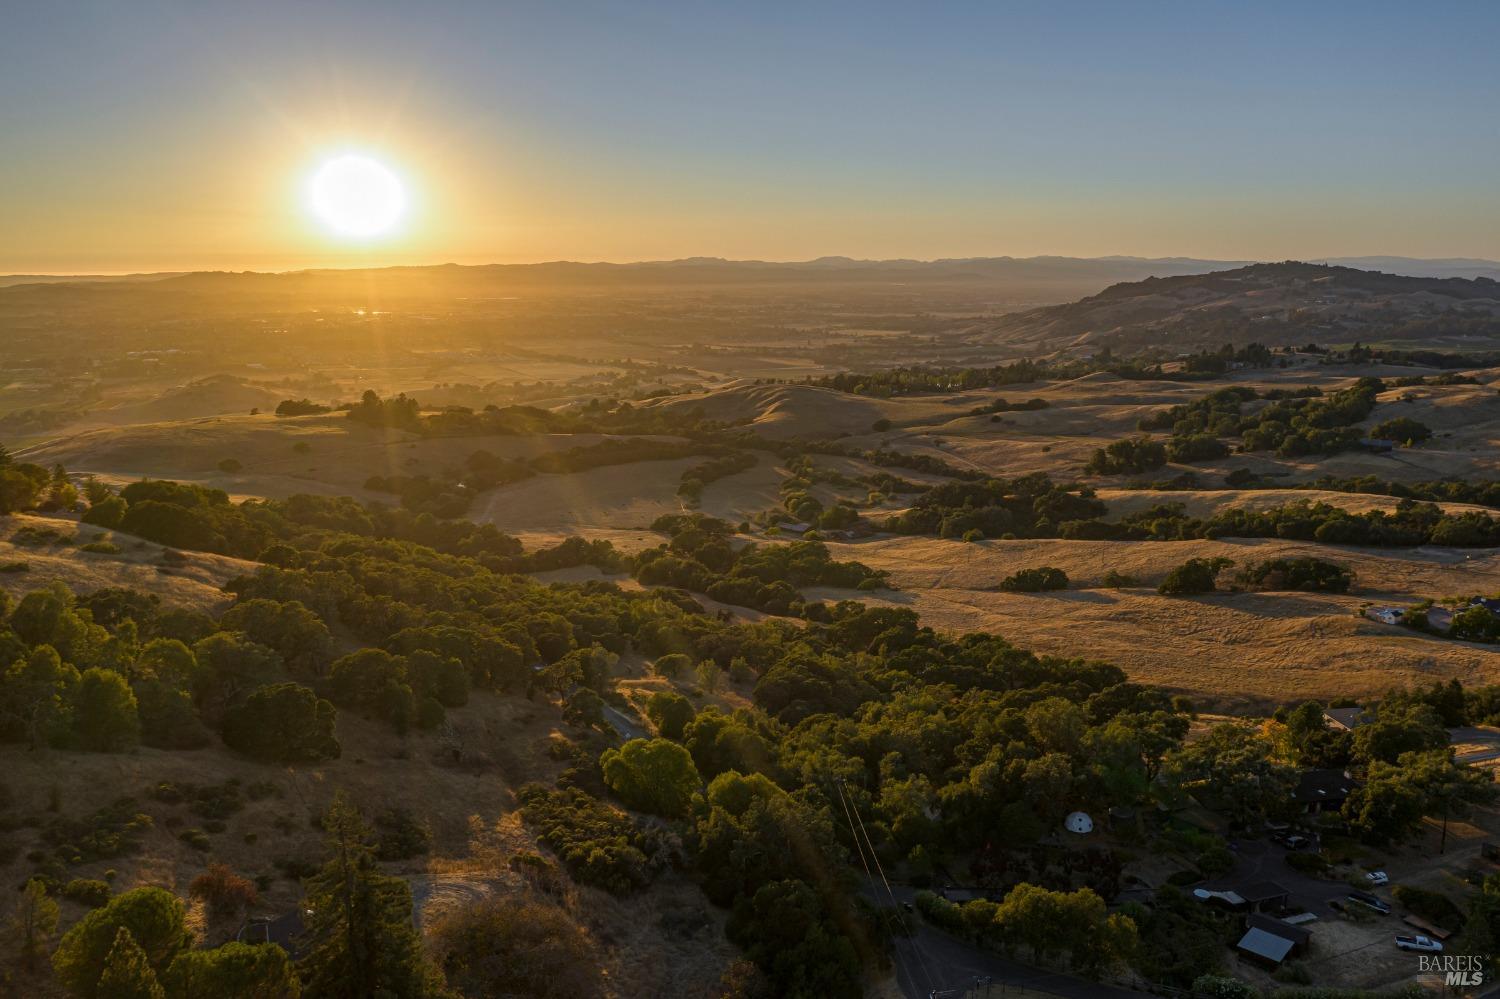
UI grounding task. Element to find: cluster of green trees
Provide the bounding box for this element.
[1239,473,1500,511]
[915,883,1137,975]
[1136,378,1388,459]
[677,451,757,506]
[1085,437,1167,476]
[772,455,862,531]
[1060,497,1500,548]
[274,398,331,416]
[967,396,1050,417]
[1234,557,1352,593]
[883,473,1105,541]
[999,567,1069,592]
[806,354,1217,399]
[10,791,442,997]
[634,514,885,614]
[0,582,342,765]
[0,449,80,515]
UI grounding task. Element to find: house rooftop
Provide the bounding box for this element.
[1236,881,1291,904]
[1247,913,1311,947]
[1323,707,1372,731]
[1292,768,1357,803]
[1236,927,1295,964]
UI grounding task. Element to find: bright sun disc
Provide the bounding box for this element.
[307,154,405,238]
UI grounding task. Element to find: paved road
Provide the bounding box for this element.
[602,704,647,740]
[890,921,1148,999]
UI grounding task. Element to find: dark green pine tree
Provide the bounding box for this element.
[298,792,440,998]
[96,926,165,999]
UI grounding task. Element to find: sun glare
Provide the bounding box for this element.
[306,154,406,239]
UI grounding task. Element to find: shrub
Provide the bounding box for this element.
[1392,884,1462,929]
[653,653,691,680]
[179,828,212,851]
[1237,557,1351,593]
[1370,417,1432,446]
[1102,570,1139,588]
[1158,557,1233,596]
[61,879,112,908]
[374,807,432,860]
[999,567,1069,593]
[515,785,652,895]
[429,894,601,999]
[189,863,258,919]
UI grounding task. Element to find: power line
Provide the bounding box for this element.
[836,777,942,995]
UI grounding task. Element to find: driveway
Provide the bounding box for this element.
[1202,837,1359,913]
[602,704,647,740]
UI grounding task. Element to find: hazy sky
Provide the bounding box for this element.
[3,1,1498,272]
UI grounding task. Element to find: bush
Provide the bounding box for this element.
[1237,557,1351,593]
[374,807,432,860]
[1284,852,1328,875]
[515,785,652,895]
[61,879,112,908]
[189,863,258,919]
[1392,884,1462,929]
[179,828,212,851]
[999,567,1069,593]
[1370,417,1432,446]
[653,653,691,680]
[1102,570,1139,588]
[1158,557,1233,596]
[429,894,601,999]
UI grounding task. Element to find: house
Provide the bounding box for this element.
[1427,607,1455,633]
[1292,769,1357,815]
[1470,597,1500,615]
[1322,707,1371,732]
[1361,438,1397,453]
[1236,914,1311,967]
[775,522,811,536]
[1234,881,1291,913]
[1365,607,1404,626]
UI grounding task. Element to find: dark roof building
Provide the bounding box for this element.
[1235,881,1291,912]
[1323,707,1371,732]
[1292,768,1358,813]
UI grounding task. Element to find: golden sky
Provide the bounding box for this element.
[3,2,1498,273]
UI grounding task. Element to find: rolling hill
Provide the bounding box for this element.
[979,261,1500,356]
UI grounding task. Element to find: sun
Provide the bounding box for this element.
[306,154,406,239]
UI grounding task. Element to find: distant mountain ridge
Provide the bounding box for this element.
[6,254,1499,287]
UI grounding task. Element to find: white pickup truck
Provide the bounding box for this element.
[1394,935,1443,953]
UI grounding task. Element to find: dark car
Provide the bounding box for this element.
[1346,891,1391,915]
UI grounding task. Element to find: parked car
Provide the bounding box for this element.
[1347,891,1391,915]
[1366,871,1389,886]
[1275,833,1310,850]
[1395,934,1443,953]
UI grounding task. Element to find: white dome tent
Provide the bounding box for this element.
[1064,811,1094,834]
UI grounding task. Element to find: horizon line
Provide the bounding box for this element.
[7,252,1500,280]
